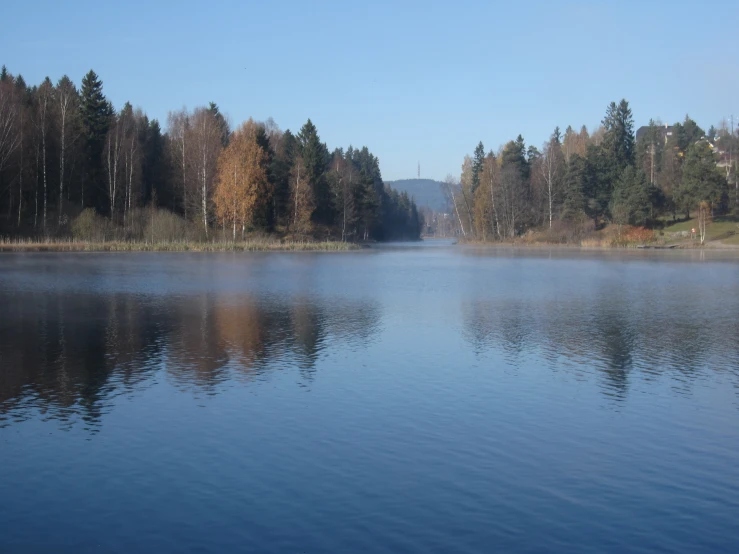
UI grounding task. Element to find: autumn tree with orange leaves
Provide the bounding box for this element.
[213,120,271,240]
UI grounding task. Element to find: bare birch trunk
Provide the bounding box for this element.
[294,166,300,230]
[18,111,23,227]
[182,131,187,219]
[59,107,65,225]
[34,140,39,228]
[449,182,466,238]
[490,179,500,239]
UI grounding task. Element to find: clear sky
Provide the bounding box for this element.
[2,0,738,181]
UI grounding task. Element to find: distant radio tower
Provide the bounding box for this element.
[417,161,420,179]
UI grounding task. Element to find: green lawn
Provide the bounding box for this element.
[662,216,739,243]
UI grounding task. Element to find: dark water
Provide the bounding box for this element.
[1,243,739,553]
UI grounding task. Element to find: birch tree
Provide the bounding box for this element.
[167,108,190,216]
[35,78,53,230]
[0,77,20,186]
[213,120,270,240]
[482,152,501,239]
[119,104,142,225]
[444,174,466,238]
[540,131,564,229]
[55,75,78,224]
[105,110,124,218]
[189,107,222,237]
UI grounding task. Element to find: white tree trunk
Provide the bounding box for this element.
[449,182,466,238]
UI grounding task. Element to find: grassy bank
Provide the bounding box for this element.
[462,220,739,249]
[0,238,360,253]
[661,216,739,246]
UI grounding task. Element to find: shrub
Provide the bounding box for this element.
[71,208,110,242]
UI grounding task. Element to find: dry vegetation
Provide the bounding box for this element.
[462,220,664,249]
[0,208,358,252]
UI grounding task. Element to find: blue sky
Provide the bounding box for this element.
[2,0,738,181]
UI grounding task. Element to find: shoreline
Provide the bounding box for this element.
[457,239,739,251]
[0,240,363,253]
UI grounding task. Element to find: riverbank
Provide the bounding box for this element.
[459,219,739,250]
[460,239,739,250]
[0,238,360,253]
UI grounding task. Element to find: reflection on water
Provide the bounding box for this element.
[454,249,739,407]
[2,248,739,553]
[462,285,739,402]
[0,289,380,431]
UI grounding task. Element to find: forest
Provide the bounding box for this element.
[0,66,422,244]
[447,99,737,244]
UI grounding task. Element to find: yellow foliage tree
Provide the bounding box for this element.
[213,120,271,240]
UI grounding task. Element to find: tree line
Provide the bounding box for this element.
[0,65,422,241]
[447,99,736,241]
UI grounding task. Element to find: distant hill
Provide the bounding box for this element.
[384,179,449,212]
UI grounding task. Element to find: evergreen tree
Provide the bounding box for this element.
[208,102,230,147]
[584,143,611,223]
[526,145,541,165]
[140,119,168,207]
[610,166,650,226]
[674,115,704,152]
[635,118,663,184]
[253,122,274,228]
[602,99,635,174]
[297,119,330,223]
[502,135,529,181]
[79,70,112,211]
[562,154,587,222]
[270,129,296,228]
[676,141,726,216]
[471,141,484,194]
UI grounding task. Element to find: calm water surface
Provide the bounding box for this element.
[1,242,738,553]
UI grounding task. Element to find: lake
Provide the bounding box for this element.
[1,242,738,553]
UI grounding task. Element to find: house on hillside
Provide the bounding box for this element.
[635,123,674,144]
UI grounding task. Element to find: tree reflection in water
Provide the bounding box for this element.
[0,291,381,430]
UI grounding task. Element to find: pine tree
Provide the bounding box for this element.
[502,135,529,181]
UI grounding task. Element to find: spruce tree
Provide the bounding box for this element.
[635,118,663,184]
[79,70,112,211]
[471,141,485,194]
[674,116,705,153]
[602,99,635,174]
[677,141,726,216]
[208,102,230,147]
[562,154,587,222]
[610,166,650,226]
[298,119,330,223]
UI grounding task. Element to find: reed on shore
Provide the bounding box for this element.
[0,237,360,253]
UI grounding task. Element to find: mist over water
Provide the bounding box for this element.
[1,245,739,553]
